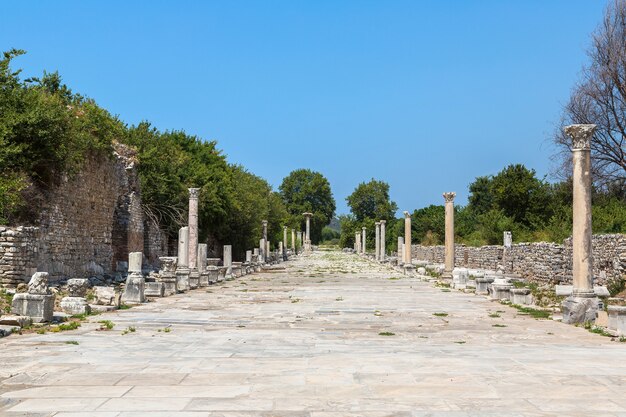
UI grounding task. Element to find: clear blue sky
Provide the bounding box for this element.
[1,1,607,215]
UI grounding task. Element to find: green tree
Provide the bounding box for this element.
[346,179,398,222]
[279,169,336,244]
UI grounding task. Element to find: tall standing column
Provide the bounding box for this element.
[562,124,599,324]
[361,227,367,254]
[176,226,190,292]
[398,236,404,263]
[375,222,381,260]
[188,188,200,269]
[303,212,313,252]
[223,245,233,279]
[291,229,296,251]
[283,226,288,254]
[443,192,456,279]
[403,211,411,265]
[380,220,386,261]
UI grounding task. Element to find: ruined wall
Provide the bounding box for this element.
[0,143,160,287]
[412,234,626,285]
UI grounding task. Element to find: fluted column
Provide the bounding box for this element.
[443,192,456,278]
[403,211,411,265]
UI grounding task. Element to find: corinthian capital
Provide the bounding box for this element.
[564,124,596,150]
[188,188,200,199]
[443,192,456,203]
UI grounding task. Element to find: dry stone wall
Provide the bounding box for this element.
[412,234,626,285]
[0,143,170,288]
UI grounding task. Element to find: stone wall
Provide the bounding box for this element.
[0,143,167,287]
[412,234,626,285]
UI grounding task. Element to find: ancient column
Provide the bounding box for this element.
[361,227,367,254]
[223,245,233,279]
[562,124,599,324]
[188,188,200,269]
[378,220,387,262]
[278,241,283,262]
[176,226,190,292]
[398,236,404,263]
[303,212,313,252]
[375,222,381,260]
[291,228,296,251]
[283,226,288,259]
[259,238,266,263]
[262,220,268,240]
[197,243,208,287]
[403,211,411,265]
[354,232,359,252]
[443,192,456,279]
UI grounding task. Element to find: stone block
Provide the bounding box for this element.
[608,306,626,335]
[510,288,533,305]
[60,296,91,315]
[491,283,512,301]
[11,293,55,322]
[207,266,219,284]
[561,296,600,325]
[0,315,32,327]
[199,271,209,287]
[189,269,199,289]
[176,268,190,292]
[594,286,610,297]
[93,286,120,306]
[475,277,494,295]
[121,273,145,304]
[145,281,165,297]
[67,278,90,298]
[556,285,574,296]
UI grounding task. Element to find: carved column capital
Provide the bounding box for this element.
[188,188,200,199]
[403,211,410,218]
[564,124,596,150]
[443,192,456,203]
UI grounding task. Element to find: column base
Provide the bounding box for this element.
[561,296,600,325]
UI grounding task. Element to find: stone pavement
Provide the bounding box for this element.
[1,251,625,416]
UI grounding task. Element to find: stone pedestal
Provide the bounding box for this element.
[452,268,468,290]
[475,277,494,295]
[510,288,533,305]
[144,281,165,297]
[217,267,226,282]
[158,256,178,296]
[189,269,200,289]
[608,306,626,335]
[491,283,512,301]
[121,273,145,304]
[207,266,219,284]
[12,293,55,323]
[562,297,600,325]
[403,264,416,276]
[232,262,243,278]
[176,268,190,292]
[60,278,91,315]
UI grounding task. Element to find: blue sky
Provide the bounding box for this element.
[1,1,607,215]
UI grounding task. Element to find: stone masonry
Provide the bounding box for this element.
[412,233,626,285]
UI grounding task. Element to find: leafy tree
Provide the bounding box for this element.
[346,179,398,222]
[279,169,335,244]
[554,0,626,187]
[411,205,445,244]
[467,176,493,215]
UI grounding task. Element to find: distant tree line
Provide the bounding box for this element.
[340,164,626,251]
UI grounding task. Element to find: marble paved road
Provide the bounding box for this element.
[1,251,626,417]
